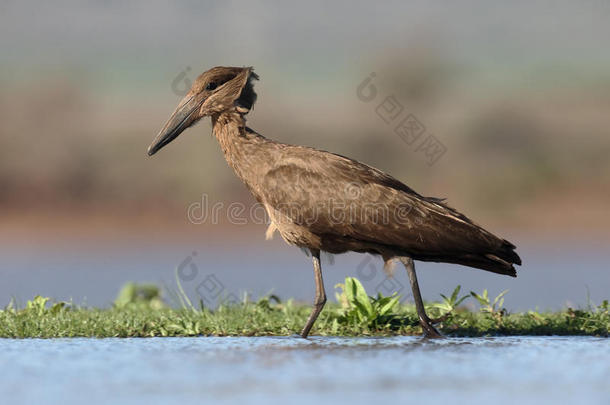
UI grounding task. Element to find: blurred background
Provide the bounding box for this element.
[1,0,609,310]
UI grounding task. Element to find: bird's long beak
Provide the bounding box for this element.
[147,95,203,156]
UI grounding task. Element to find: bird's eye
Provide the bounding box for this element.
[205,82,217,91]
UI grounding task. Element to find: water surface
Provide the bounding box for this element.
[0,336,608,405]
[2,238,609,311]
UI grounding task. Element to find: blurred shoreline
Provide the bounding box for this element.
[2,2,609,251]
[2,205,609,312]
[2,202,609,246]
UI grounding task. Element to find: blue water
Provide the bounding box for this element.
[0,336,608,405]
[2,237,609,312]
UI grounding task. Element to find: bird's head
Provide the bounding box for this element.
[147,66,258,156]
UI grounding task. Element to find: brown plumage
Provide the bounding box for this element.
[148,66,521,338]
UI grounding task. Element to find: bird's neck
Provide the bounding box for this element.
[211,110,267,188]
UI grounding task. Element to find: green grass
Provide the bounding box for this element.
[0,280,608,338]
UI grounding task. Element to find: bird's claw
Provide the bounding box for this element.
[421,322,443,339]
[419,315,445,339]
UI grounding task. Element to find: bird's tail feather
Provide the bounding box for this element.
[454,239,521,277]
[413,239,521,277]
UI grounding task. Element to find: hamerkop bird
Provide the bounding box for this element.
[147,66,521,338]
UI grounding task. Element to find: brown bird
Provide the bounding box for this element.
[148,66,521,338]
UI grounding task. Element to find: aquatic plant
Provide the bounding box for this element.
[334,277,401,329]
[0,279,608,338]
[428,285,470,321]
[114,283,165,310]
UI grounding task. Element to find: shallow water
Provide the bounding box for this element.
[2,238,609,312]
[0,336,608,405]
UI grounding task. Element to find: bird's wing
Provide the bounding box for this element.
[260,146,513,261]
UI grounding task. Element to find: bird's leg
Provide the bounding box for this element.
[300,249,327,338]
[401,257,443,339]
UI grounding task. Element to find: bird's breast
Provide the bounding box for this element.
[263,203,322,249]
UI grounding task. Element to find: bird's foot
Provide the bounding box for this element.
[419,316,444,339]
[299,327,312,339]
